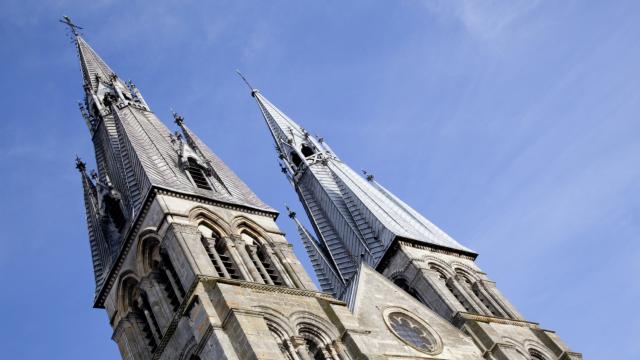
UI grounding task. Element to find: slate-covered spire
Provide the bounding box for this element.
[287,207,346,297]
[248,86,476,299]
[76,35,116,92]
[76,157,111,291]
[69,28,275,292]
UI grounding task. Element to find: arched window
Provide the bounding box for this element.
[268,324,295,360]
[430,265,474,313]
[141,239,184,312]
[121,277,161,352]
[157,249,184,311]
[186,158,212,190]
[529,349,547,360]
[242,232,284,286]
[429,265,448,283]
[456,269,503,317]
[198,225,241,280]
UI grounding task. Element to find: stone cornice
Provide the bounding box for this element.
[453,312,540,329]
[376,238,477,273]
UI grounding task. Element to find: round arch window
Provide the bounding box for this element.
[383,308,442,354]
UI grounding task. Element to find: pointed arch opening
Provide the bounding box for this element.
[185,157,212,190]
[242,231,283,286]
[529,349,548,360]
[139,237,184,312]
[267,323,296,360]
[429,264,475,313]
[119,276,161,352]
[198,224,241,280]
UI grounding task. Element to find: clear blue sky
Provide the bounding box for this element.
[0,1,637,358]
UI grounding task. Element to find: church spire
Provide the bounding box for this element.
[76,35,116,92]
[60,16,116,92]
[286,206,346,297]
[69,29,275,295]
[75,156,111,292]
[247,85,476,298]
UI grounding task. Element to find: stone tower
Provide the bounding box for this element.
[247,86,583,360]
[70,28,499,359]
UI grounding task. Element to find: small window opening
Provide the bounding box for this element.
[301,144,315,158]
[104,196,126,231]
[186,158,212,190]
[290,152,302,167]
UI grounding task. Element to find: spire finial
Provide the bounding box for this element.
[59,15,83,37]
[285,204,296,219]
[362,170,374,182]
[75,155,86,172]
[171,109,184,125]
[235,70,259,97]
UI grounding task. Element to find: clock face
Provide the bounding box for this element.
[384,309,441,354]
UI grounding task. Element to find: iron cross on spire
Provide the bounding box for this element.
[59,15,83,37]
[235,70,259,96]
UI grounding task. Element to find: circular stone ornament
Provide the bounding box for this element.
[383,307,442,354]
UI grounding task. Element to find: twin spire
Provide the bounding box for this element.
[67,18,474,300]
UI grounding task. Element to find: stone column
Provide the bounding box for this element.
[331,340,350,360]
[248,245,273,284]
[224,236,252,281]
[236,241,265,284]
[474,282,509,318]
[265,246,295,287]
[446,277,479,314]
[454,276,491,315]
[284,339,303,360]
[418,268,462,318]
[291,336,313,360]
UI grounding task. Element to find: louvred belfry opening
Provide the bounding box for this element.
[185,158,212,190]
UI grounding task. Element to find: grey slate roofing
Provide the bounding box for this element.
[75,35,275,290]
[77,34,273,214]
[251,89,476,299]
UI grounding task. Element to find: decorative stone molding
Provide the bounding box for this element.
[453,312,540,329]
